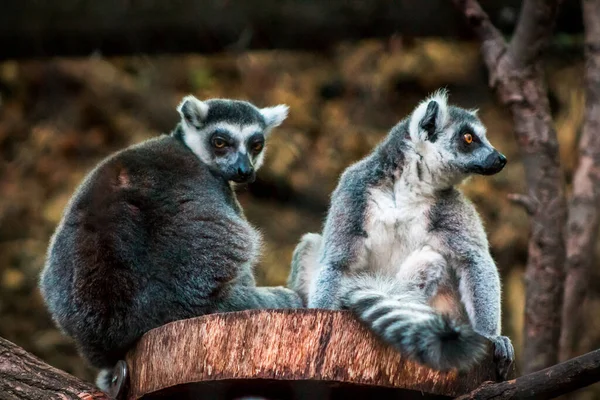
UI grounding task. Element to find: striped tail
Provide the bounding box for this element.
[340,276,487,372]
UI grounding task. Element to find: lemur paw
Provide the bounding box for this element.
[490,335,515,381]
[272,286,304,308]
[396,245,446,296]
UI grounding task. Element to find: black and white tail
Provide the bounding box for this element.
[340,276,487,372]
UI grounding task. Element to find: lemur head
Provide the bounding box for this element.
[406,89,506,187]
[177,95,288,183]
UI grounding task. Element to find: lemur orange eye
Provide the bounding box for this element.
[213,138,227,148]
[252,142,264,152]
[464,133,473,144]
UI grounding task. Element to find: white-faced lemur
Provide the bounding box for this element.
[40,96,302,389]
[288,90,514,379]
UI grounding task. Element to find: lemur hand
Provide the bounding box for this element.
[270,286,304,308]
[490,335,514,380]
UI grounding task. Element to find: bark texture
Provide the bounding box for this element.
[559,0,600,362]
[125,309,496,399]
[453,0,566,375]
[456,348,600,400]
[0,336,108,400]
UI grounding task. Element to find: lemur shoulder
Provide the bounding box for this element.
[40,96,302,389]
[289,90,514,379]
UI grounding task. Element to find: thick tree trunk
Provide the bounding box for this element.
[452,0,566,375]
[0,0,582,60]
[509,68,567,375]
[559,0,600,362]
[0,336,108,400]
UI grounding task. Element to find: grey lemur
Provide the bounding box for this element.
[40,95,302,389]
[289,90,514,379]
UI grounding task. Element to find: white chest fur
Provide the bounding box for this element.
[362,178,435,276]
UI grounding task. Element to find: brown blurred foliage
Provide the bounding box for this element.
[0,38,599,397]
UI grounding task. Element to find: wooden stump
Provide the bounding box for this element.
[124,309,498,399]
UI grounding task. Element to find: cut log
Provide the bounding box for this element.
[125,309,498,399]
[0,336,109,400]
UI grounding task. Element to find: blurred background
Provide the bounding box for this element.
[0,0,598,398]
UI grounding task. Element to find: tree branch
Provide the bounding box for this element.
[509,0,562,68]
[451,0,508,84]
[456,348,600,400]
[0,336,109,400]
[559,0,600,362]
[453,0,567,374]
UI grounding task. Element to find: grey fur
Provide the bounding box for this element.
[40,96,300,390]
[289,90,513,378]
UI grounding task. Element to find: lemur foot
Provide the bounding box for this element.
[396,245,446,297]
[490,335,514,381]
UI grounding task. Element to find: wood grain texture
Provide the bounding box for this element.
[125,309,496,399]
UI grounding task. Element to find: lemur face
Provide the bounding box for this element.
[177,96,288,183]
[408,90,506,185]
[443,108,507,176]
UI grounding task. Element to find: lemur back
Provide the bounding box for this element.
[40,96,301,389]
[289,90,514,378]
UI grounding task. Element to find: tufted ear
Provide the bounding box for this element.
[177,95,209,129]
[260,104,289,131]
[408,89,449,143]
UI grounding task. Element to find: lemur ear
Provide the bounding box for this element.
[177,95,209,129]
[408,89,449,143]
[420,101,440,141]
[260,105,289,130]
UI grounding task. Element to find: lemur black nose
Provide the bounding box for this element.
[237,167,253,179]
[477,150,507,175]
[497,153,507,168]
[232,156,255,183]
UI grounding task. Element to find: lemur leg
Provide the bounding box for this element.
[308,265,344,309]
[395,245,447,298]
[217,284,303,312]
[288,233,322,305]
[458,254,514,380]
[308,231,368,309]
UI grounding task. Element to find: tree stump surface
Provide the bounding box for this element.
[125,309,497,399]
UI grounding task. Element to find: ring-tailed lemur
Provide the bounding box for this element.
[40,95,302,390]
[289,90,514,379]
